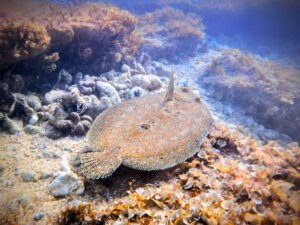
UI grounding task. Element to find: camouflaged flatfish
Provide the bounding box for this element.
[81,73,213,179]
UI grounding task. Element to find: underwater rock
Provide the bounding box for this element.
[61,88,87,114]
[8,74,25,93]
[138,52,153,73]
[147,75,163,91]
[49,171,84,197]
[121,64,131,73]
[44,90,67,105]
[3,117,21,134]
[131,75,150,90]
[21,172,37,182]
[77,75,96,95]
[53,120,73,130]
[24,124,41,135]
[80,115,93,123]
[56,69,72,91]
[46,127,63,139]
[111,72,133,91]
[132,74,162,91]
[0,82,15,113]
[100,70,119,81]
[95,81,121,106]
[82,95,106,119]
[125,86,147,100]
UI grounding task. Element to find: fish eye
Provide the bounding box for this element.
[140,123,150,130]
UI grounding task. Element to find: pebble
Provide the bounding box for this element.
[34,213,44,221]
[40,172,51,180]
[62,147,73,152]
[21,172,37,182]
[43,152,53,159]
[49,171,84,197]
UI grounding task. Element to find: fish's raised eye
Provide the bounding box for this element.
[140,123,150,130]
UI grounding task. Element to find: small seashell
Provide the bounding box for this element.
[183,178,194,190]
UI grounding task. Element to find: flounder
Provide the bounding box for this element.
[81,73,213,179]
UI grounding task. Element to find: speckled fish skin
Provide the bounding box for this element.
[81,88,213,179]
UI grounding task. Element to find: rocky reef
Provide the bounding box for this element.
[198,49,300,142]
[0,52,167,139]
[137,7,206,62]
[0,1,141,91]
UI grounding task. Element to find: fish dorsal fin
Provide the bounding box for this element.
[164,71,174,102]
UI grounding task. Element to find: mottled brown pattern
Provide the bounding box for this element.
[81,88,213,179]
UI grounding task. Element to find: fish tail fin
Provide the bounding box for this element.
[81,152,122,179]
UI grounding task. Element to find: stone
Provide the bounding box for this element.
[40,172,51,180]
[136,63,146,74]
[148,75,163,91]
[3,117,21,134]
[43,152,53,158]
[46,127,63,139]
[121,64,131,73]
[44,90,67,105]
[132,74,162,91]
[57,69,72,90]
[100,70,118,81]
[132,74,150,90]
[82,95,106,119]
[96,81,121,106]
[24,124,41,135]
[21,172,37,182]
[74,122,85,135]
[80,115,93,123]
[54,120,73,130]
[49,171,84,197]
[126,86,147,100]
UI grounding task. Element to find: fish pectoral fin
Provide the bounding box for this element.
[81,152,122,179]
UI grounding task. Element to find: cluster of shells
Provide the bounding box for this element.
[59,121,300,225]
